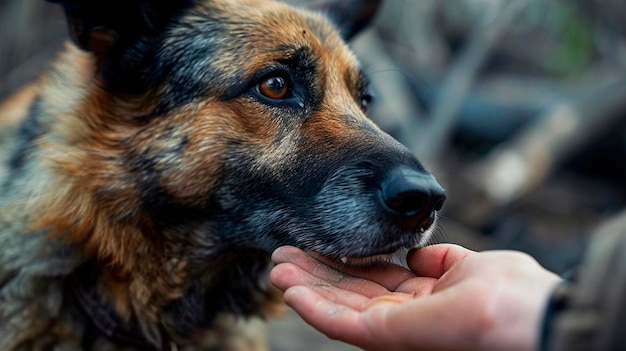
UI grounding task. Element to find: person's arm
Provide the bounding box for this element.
[543,211,626,351]
[271,244,561,351]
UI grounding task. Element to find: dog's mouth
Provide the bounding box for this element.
[304,250,394,269]
[300,221,438,268]
[305,238,422,268]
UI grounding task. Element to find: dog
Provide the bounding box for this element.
[0,0,445,349]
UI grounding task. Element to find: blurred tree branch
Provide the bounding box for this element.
[415,1,530,166]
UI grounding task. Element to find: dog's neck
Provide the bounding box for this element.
[68,266,156,349]
[68,249,280,349]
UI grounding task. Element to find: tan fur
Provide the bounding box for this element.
[0,84,39,130]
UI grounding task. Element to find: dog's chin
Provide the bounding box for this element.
[303,226,436,269]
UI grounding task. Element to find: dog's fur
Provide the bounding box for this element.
[0,0,443,350]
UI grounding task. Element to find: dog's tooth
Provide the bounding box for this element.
[340,257,348,264]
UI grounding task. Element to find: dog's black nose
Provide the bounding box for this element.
[379,167,446,231]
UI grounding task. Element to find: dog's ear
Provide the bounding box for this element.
[46,0,191,55]
[310,0,382,41]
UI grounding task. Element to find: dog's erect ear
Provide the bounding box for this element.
[310,0,382,41]
[46,0,191,54]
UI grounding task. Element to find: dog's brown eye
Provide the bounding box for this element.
[258,75,290,100]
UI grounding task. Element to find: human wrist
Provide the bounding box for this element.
[539,280,572,351]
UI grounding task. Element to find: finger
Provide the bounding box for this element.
[272,246,345,284]
[363,292,415,309]
[272,246,418,292]
[283,286,388,349]
[272,262,438,315]
[270,261,391,299]
[271,246,317,267]
[331,260,419,292]
[270,262,371,308]
[270,261,314,291]
[395,276,438,297]
[407,244,474,278]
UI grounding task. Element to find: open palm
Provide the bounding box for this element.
[271,245,561,351]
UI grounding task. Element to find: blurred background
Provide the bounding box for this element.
[2,0,626,350]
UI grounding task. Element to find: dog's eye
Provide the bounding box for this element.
[258,74,291,100]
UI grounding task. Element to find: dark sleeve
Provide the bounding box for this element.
[541,211,626,351]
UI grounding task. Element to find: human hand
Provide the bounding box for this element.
[270,244,562,351]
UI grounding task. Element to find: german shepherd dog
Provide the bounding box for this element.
[0,0,445,349]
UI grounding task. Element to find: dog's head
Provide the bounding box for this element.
[44,0,444,268]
